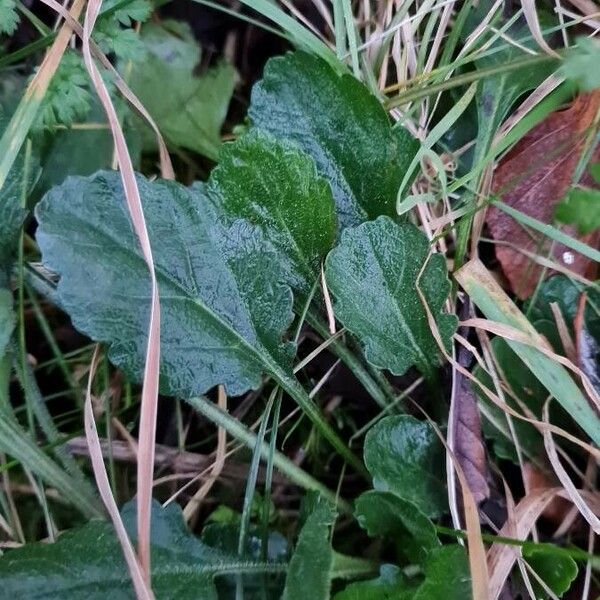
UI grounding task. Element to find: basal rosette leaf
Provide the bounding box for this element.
[249,51,419,229]
[209,130,336,295]
[36,170,294,398]
[325,216,456,379]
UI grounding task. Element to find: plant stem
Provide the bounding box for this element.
[306,309,397,410]
[186,395,353,514]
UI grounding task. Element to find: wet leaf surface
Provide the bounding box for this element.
[249,51,419,229]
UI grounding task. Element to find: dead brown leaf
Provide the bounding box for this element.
[487,92,600,299]
[452,328,490,506]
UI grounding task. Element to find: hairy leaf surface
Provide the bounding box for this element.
[0,500,281,599]
[282,493,336,600]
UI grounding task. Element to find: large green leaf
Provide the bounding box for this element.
[325,217,456,379]
[36,152,362,471]
[523,547,578,599]
[354,491,439,564]
[129,20,236,161]
[208,130,336,295]
[282,493,336,600]
[248,51,419,229]
[363,415,446,518]
[36,169,293,398]
[0,500,284,599]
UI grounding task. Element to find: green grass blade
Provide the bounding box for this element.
[455,259,600,446]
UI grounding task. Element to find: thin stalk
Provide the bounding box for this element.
[386,52,558,109]
[306,309,396,410]
[186,395,353,514]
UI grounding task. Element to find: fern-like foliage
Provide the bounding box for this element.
[0,0,19,35]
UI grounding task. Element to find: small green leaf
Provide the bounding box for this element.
[413,545,471,600]
[334,564,416,600]
[560,37,600,92]
[209,130,336,295]
[282,493,336,600]
[36,51,92,130]
[129,21,236,160]
[35,170,294,398]
[0,0,19,35]
[590,162,600,184]
[325,217,456,379]
[354,491,439,564]
[249,51,418,228]
[554,187,600,235]
[523,547,578,599]
[363,415,446,518]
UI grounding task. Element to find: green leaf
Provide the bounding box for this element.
[560,37,600,92]
[413,545,471,600]
[325,217,456,379]
[334,564,416,600]
[209,130,336,295]
[523,547,578,599]
[363,415,446,518]
[354,491,439,564]
[35,169,294,398]
[93,0,152,62]
[282,493,336,600]
[590,162,600,184]
[554,187,600,235]
[248,51,419,229]
[36,51,92,130]
[0,0,19,35]
[527,275,600,341]
[129,21,236,160]
[36,160,362,471]
[0,289,15,357]
[335,547,471,600]
[0,500,284,599]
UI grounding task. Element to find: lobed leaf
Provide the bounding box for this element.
[36,169,294,398]
[129,21,236,161]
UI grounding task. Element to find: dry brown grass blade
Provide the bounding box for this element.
[449,310,490,507]
[487,487,600,599]
[183,386,228,522]
[461,317,600,414]
[81,0,161,586]
[416,266,490,600]
[542,400,600,533]
[0,0,84,190]
[487,92,600,299]
[37,0,174,180]
[84,346,153,600]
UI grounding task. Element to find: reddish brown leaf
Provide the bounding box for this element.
[487,92,600,299]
